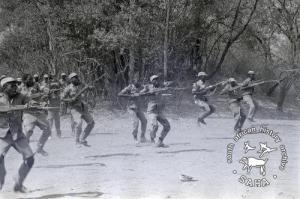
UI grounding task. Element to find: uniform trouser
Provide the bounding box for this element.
[129,108,147,139]
[148,111,170,141]
[70,109,95,143]
[48,110,61,136]
[229,101,246,131]
[194,99,215,120]
[60,102,67,116]
[243,94,256,120]
[0,131,34,189]
[23,113,51,150]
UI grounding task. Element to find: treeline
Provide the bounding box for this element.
[0,0,299,111]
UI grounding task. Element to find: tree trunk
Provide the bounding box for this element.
[128,0,135,83]
[163,0,170,80]
[277,79,293,111]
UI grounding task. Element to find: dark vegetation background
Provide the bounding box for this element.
[0,0,300,116]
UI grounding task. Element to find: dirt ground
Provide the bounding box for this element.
[0,110,299,199]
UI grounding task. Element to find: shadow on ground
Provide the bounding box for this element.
[157,149,214,154]
[18,191,103,199]
[35,163,106,169]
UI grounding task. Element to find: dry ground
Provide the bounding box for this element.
[0,110,299,199]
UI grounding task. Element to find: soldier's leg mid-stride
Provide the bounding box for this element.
[0,132,34,193]
[242,94,256,122]
[194,99,215,125]
[229,101,246,133]
[148,112,170,147]
[48,110,62,138]
[71,109,95,146]
[23,113,51,156]
[130,108,147,143]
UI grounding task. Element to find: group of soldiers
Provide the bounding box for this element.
[0,69,261,193]
[118,70,258,146]
[0,72,95,192]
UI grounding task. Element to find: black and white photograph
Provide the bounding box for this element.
[0,0,299,198]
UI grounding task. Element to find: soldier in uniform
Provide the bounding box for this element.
[0,77,35,192]
[21,74,51,156]
[241,70,256,122]
[59,73,68,88]
[59,73,68,116]
[220,78,246,133]
[140,75,170,147]
[40,74,50,90]
[118,80,147,144]
[61,73,95,146]
[192,72,216,125]
[47,82,62,138]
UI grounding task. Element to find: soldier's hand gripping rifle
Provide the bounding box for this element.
[0,105,60,112]
[29,88,63,100]
[229,79,281,92]
[63,73,106,103]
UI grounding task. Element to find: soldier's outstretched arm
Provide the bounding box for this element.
[118,85,131,96]
[220,84,230,95]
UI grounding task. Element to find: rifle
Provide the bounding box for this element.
[139,87,189,97]
[63,73,106,102]
[267,76,290,96]
[0,105,60,112]
[192,80,227,95]
[30,88,62,100]
[230,79,280,92]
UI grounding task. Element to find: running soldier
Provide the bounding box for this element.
[220,78,246,133]
[118,80,147,144]
[140,75,171,147]
[47,82,62,138]
[61,73,95,146]
[192,72,216,125]
[0,77,35,192]
[241,70,256,122]
[21,74,51,156]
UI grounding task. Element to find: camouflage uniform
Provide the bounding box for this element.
[241,77,256,120]
[61,84,95,144]
[0,92,34,190]
[119,84,147,141]
[221,83,246,132]
[21,85,51,154]
[192,80,215,123]
[140,84,170,143]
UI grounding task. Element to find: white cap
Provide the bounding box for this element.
[248,70,255,75]
[228,78,236,82]
[68,72,78,79]
[61,73,67,76]
[1,77,17,87]
[43,74,49,78]
[197,72,208,77]
[0,75,6,80]
[150,75,159,82]
[33,74,39,77]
